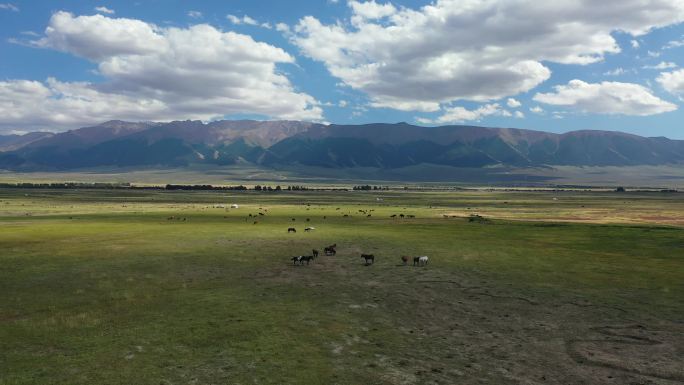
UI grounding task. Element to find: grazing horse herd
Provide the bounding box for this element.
[285,220,428,267]
[291,243,429,267]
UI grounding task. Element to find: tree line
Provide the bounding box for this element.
[0,182,348,192]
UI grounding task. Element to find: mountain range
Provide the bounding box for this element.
[1,120,683,171]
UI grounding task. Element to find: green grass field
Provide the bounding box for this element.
[2,163,684,188]
[1,188,683,384]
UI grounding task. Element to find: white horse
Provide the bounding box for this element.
[413,256,429,266]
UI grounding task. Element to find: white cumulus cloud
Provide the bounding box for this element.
[530,106,545,114]
[657,69,684,95]
[349,0,397,25]
[291,0,684,113]
[227,14,272,29]
[34,11,166,61]
[664,38,684,49]
[603,68,629,76]
[0,12,321,132]
[94,6,114,14]
[0,78,170,131]
[275,23,290,33]
[507,98,522,108]
[420,103,511,124]
[227,14,257,26]
[534,79,676,116]
[643,61,677,70]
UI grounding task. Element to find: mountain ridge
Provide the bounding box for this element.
[1,120,683,171]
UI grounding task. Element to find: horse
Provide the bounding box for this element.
[401,256,409,265]
[312,249,319,258]
[361,254,375,265]
[324,244,337,256]
[305,227,315,232]
[299,255,314,265]
[288,227,296,233]
[291,256,302,265]
[413,256,429,266]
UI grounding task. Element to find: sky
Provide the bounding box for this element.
[1,1,684,138]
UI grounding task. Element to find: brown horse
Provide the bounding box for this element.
[324,244,337,256]
[312,249,319,258]
[401,256,409,265]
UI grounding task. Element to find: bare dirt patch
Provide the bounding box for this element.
[252,255,684,384]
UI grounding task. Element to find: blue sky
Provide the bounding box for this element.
[1,1,684,138]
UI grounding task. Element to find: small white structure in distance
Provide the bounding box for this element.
[376,197,384,202]
[230,204,239,209]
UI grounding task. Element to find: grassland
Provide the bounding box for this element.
[2,163,684,188]
[0,188,683,384]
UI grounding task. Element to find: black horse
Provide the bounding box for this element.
[299,255,314,265]
[361,254,375,265]
[292,255,314,265]
[288,227,296,233]
[312,249,319,258]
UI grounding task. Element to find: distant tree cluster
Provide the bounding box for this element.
[286,185,310,191]
[253,185,283,191]
[165,184,248,191]
[0,182,131,189]
[0,182,356,192]
[352,185,389,191]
